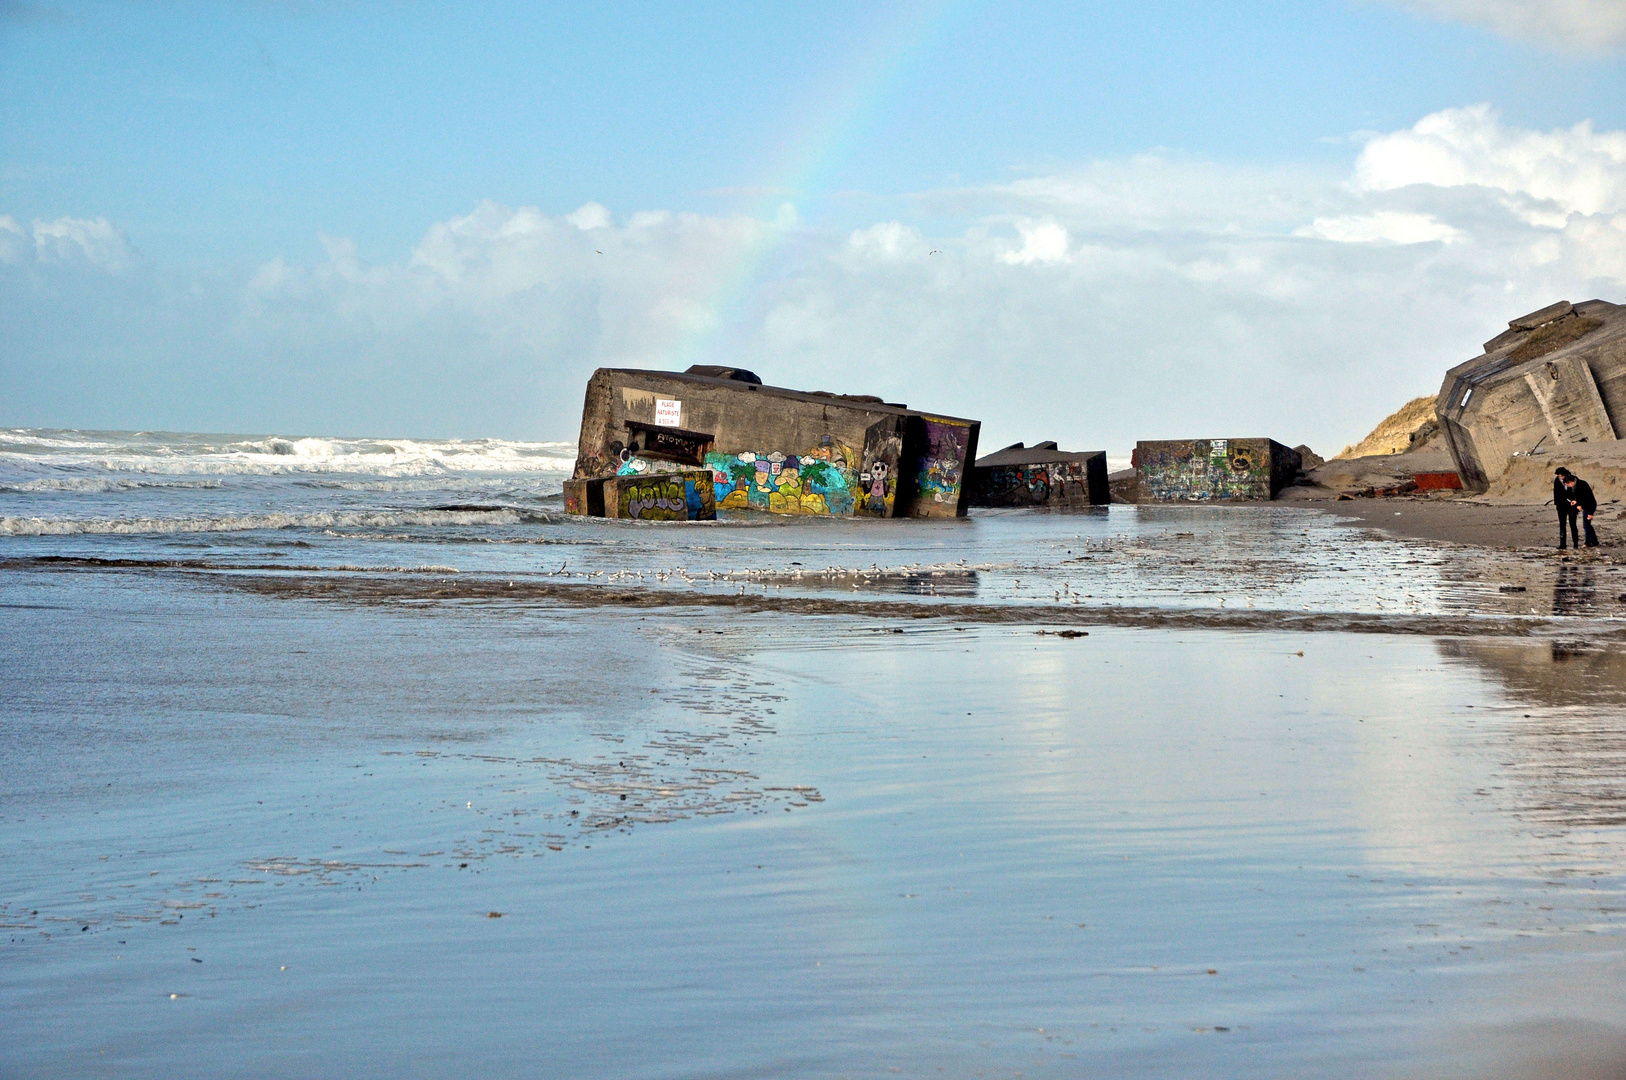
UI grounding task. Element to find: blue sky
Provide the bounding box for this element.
[3,0,1625,453]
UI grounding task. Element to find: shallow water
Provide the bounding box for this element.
[3,430,1626,1078]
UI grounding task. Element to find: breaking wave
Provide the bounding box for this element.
[0,428,577,479]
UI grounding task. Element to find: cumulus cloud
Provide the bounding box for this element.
[999,220,1071,265]
[4,107,1625,454]
[0,214,136,272]
[1356,104,1626,221]
[1386,0,1626,52]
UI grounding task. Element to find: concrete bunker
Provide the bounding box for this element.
[567,366,981,518]
[1436,299,1626,492]
[966,442,1108,507]
[1133,439,1302,501]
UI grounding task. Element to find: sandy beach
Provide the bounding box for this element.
[1317,495,1626,555]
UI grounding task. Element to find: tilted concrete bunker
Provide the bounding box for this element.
[1133,439,1302,501]
[568,366,981,518]
[966,442,1108,507]
[1436,299,1626,491]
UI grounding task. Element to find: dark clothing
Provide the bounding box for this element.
[1563,479,1600,547]
[1557,476,1575,547]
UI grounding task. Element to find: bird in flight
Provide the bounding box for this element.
[929,249,942,255]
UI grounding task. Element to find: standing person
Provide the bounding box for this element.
[1555,467,1579,549]
[1563,473,1600,548]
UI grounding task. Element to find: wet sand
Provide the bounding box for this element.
[1318,496,1626,556]
[7,505,1626,1078]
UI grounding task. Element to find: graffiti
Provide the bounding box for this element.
[610,473,717,520]
[706,436,860,515]
[914,418,970,508]
[1136,440,1276,501]
[857,424,903,516]
[980,465,1050,504]
[620,479,687,520]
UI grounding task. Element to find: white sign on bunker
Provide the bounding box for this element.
[655,399,682,428]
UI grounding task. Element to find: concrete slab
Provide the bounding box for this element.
[1133,439,1302,502]
[966,442,1108,506]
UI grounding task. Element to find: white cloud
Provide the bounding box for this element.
[5,108,1625,455]
[565,202,612,230]
[1,215,137,272]
[1387,0,1626,52]
[846,221,923,261]
[0,215,26,263]
[999,220,1071,265]
[1356,104,1626,221]
[1297,211,1460,244]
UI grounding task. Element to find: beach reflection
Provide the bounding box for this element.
[1439,637,1626,831]
[1439,637,1626,708]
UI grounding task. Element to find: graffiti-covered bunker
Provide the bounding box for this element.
[966,442,1108,507]
[566,366,982,519]
[1134,439,1302,501]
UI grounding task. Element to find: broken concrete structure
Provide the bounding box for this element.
[966,442,1108,507]
[605,472,716,521]
[1437,299,1626,492]
[1133,439,1302,501]
[569,366,981,518]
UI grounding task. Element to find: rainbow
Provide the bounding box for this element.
[656,0,979,370]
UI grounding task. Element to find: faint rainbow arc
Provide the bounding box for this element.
[654,0,978,371]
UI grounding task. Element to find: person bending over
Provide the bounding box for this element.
[1555,467,1580,549]
[1562,472,1600,548]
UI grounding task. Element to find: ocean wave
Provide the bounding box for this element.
[0,477,228,494]
[0,507,557,536]
[0,428,577,478]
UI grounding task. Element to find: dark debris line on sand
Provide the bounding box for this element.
[4,555,1586,639]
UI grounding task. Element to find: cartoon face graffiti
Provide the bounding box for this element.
[868,461,889,501]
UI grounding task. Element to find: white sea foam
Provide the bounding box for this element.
[0,508,549,536]
[0,428,577,479]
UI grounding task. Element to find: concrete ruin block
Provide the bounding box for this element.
[602,472,717,521]
[1133,439,1302,501]
[562,477,605,517]
[1437,299,1626,491]
[571,368,980,518]
[966,442,1108,507]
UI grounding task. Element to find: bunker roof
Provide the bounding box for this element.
[973,441,1105,468]
[603,367,977,425]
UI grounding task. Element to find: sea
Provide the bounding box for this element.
[3,427,1625,1079]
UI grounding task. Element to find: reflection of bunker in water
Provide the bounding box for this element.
[1440,637,1626,709]
[566,366,981,521]
[966,442,1108,507]
[1438,637,1626,829]
[1133,439,1302,502]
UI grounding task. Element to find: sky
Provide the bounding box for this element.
[3,0,1625,456]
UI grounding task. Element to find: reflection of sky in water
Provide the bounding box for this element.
[18,501,1624,622]
[4,562,1626,1077]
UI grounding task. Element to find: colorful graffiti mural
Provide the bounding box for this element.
[606,473,717,520]
[1134,439,1296,502]
[704,435,873,516]
[913,418,970,512]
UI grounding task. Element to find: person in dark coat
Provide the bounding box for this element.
[1562,473,1599,548]
[1555,467,1579,548]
